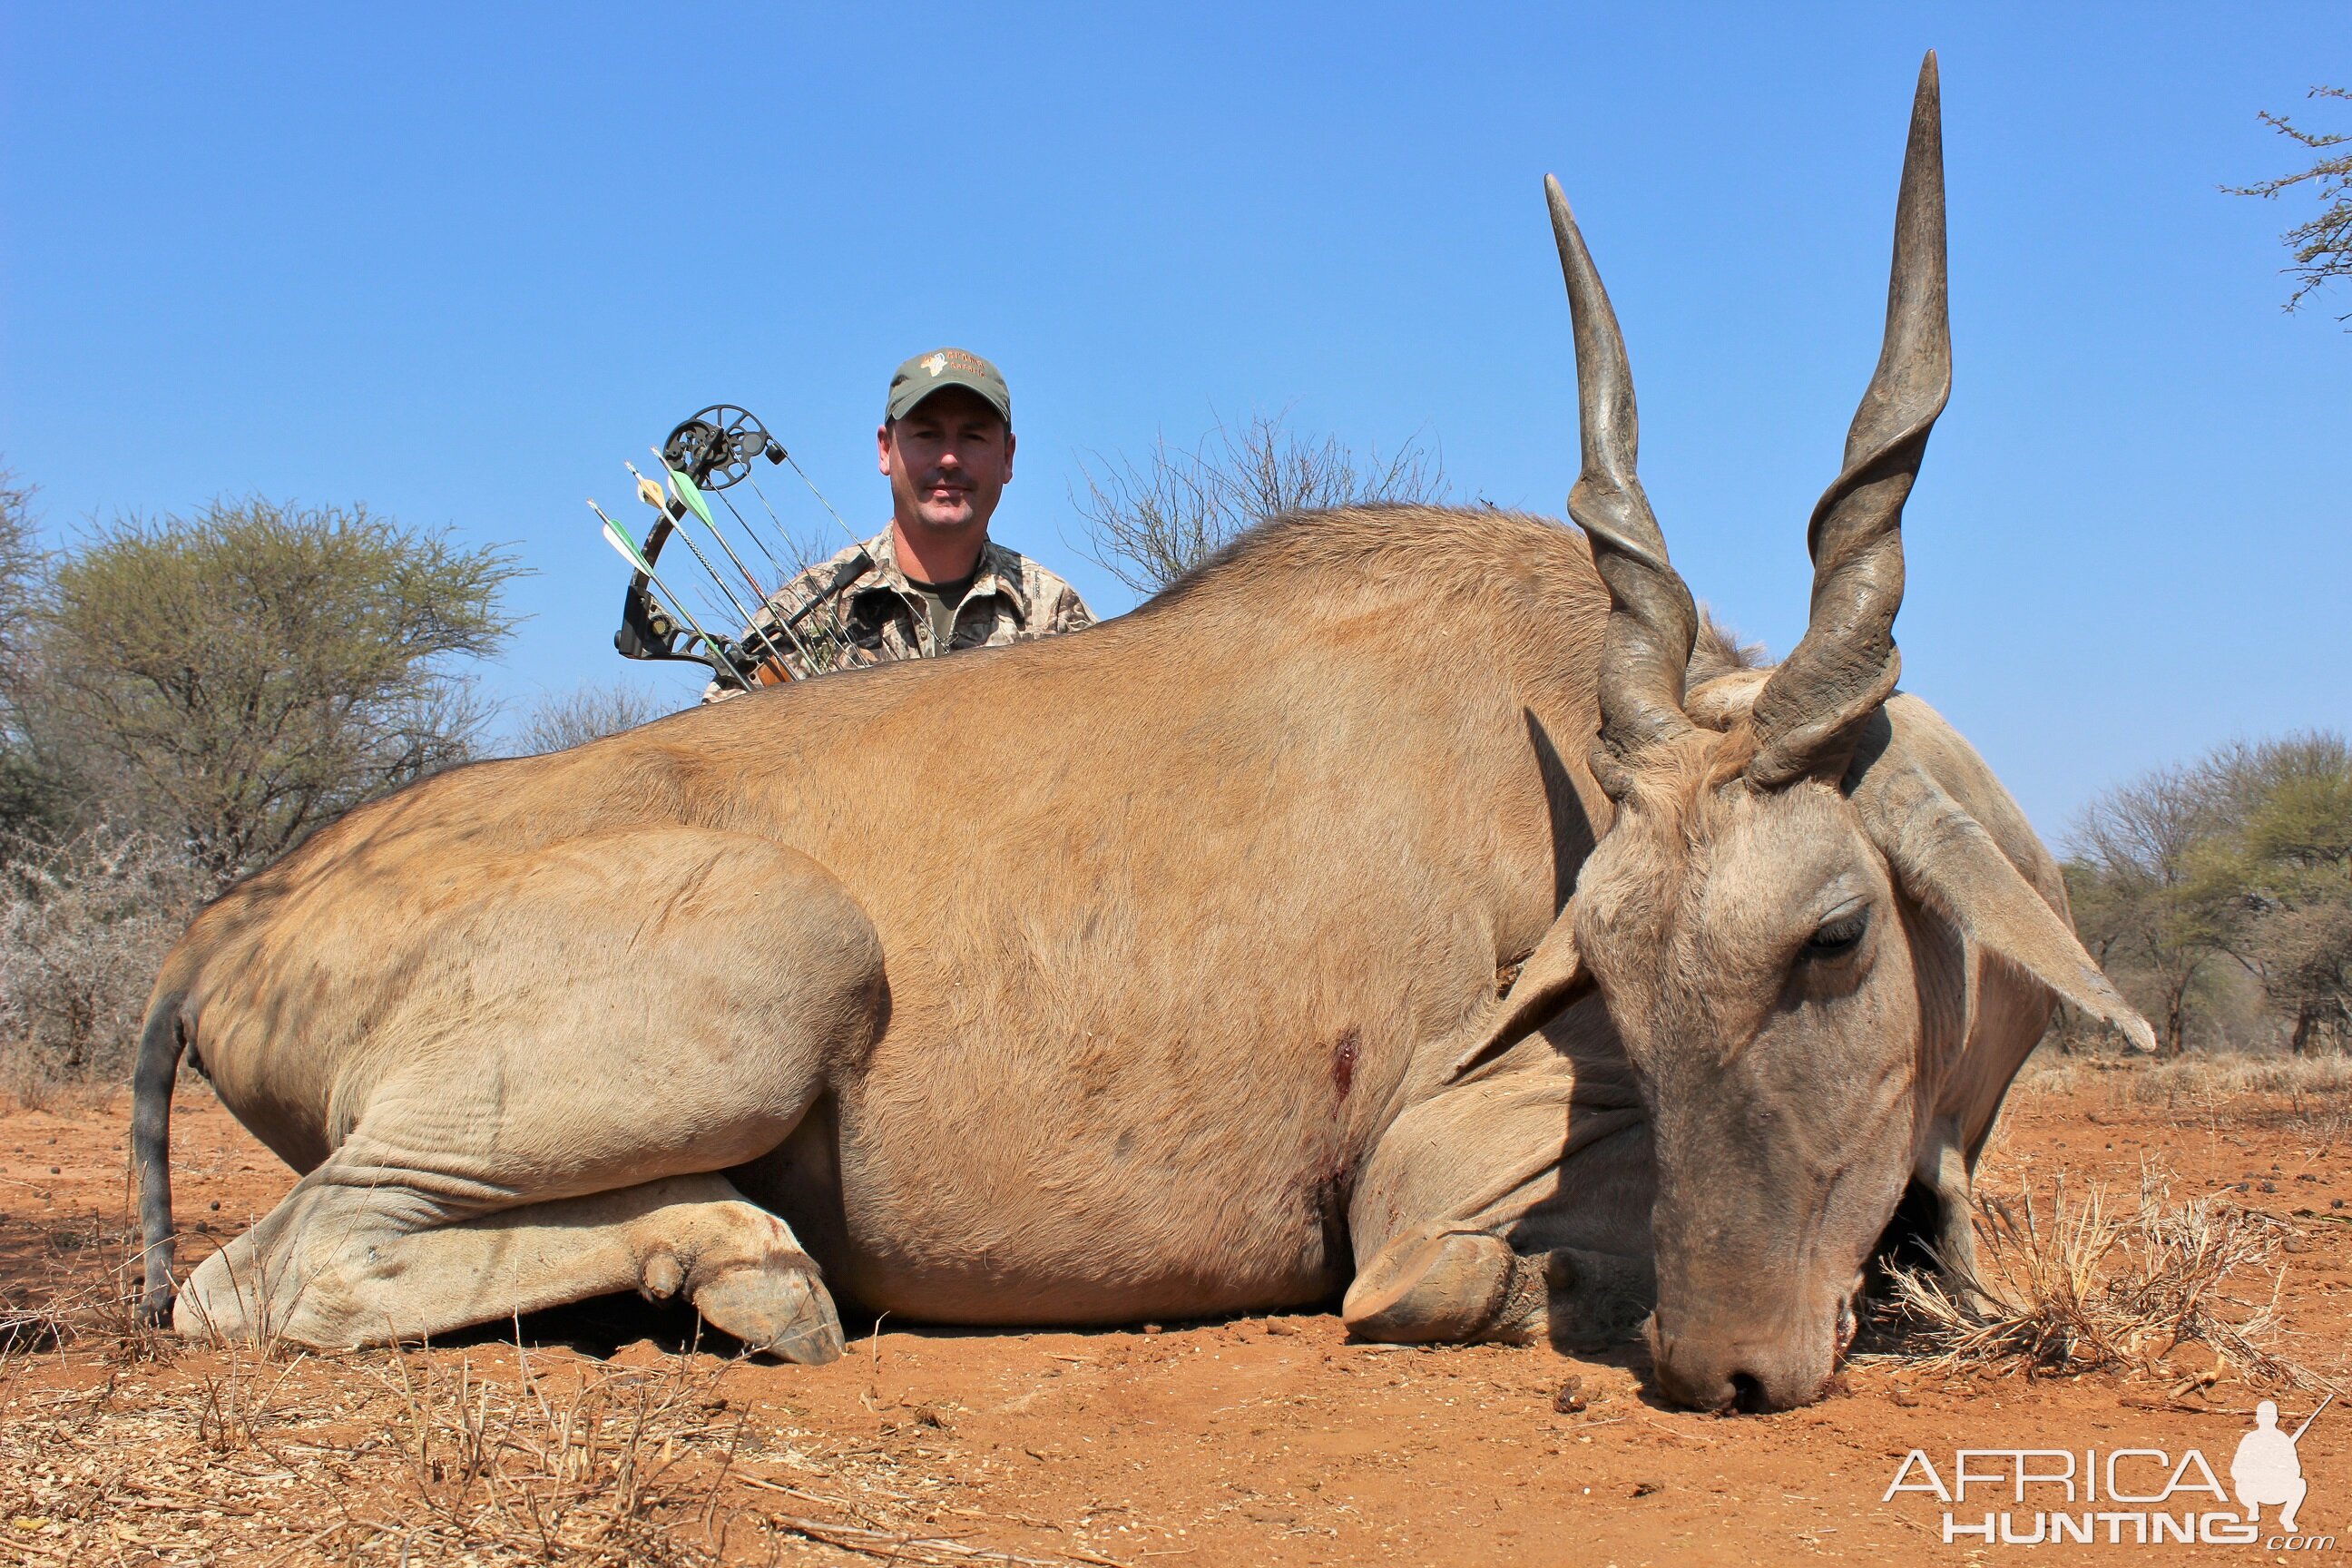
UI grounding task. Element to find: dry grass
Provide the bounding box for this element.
[0,1278,1134,1567]
[1863,1163,2329,1395]
[2013,1048,2352,1150]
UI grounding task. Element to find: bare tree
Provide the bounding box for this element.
[2230,85,2352,322]
[1070,412,1447,596]
[2069,764,2233,1054]
[515,682,669,755]
[1,823,202,1104]
[2069,733,2352,1056]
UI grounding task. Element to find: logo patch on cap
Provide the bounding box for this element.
[888,348,1010,423]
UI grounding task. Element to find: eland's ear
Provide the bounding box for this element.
[1851,730,2157,1054]
[1448,907,1592,1081]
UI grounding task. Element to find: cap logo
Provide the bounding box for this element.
[923,353,948,377]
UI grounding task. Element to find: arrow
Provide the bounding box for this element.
[632,465,669,518]
[653,451,785,608]
[594,505,653,576]
[645,456,827,675]
[623,464,808,681]
[590,501,750,690]
[662,453,717,529]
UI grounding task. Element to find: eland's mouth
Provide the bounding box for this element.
[1650,1192,1931,1414]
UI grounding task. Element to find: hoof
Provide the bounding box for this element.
[139,1285,176,1329]
[693,1263,846,1365]
[1342,1226,1513,1343]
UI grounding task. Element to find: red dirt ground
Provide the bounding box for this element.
[4,1066,2348,1565]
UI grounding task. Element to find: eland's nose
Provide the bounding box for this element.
[1653,1336,1826,1414]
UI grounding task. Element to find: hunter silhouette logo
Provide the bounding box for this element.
[2235,1396,2329,1534]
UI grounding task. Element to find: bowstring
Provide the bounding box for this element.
[710,482,849,674]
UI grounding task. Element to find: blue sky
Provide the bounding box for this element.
[3,4,2345,835]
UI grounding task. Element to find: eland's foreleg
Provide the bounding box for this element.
[1341,1018,1656,1349]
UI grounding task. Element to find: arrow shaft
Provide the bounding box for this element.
[641,473,818,681]
[731,471,858,656]
[659,510,813,681]
[659,460,842,679]
[626,465,793,671]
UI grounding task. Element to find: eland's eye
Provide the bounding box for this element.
[1804,909,1870,959]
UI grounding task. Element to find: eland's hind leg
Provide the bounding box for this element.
[180,1168,844,1359]
[173,828,881,1361]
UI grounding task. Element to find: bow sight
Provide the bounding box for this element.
[605,405,858,691]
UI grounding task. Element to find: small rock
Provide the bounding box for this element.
[1631,1480,1665,1498]
[1553,1377,1588,1414]
[47,1167,59,1176]
[1265,1318,1297,1336]
[2260,1181,2278,1194]
[1142,1323,1163,1336]
[2334,1199,2345,1210]
[209,1200,220,1211]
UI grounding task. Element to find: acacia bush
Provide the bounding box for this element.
[0,481,522,1101]
[35,498,520,881]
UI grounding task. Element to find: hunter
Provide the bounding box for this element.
[704,348,1093,698]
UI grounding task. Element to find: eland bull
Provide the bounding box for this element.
[133,54,2150,1412]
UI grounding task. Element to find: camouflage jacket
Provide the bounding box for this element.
[702,528,1093,700]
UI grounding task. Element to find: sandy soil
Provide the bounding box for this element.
[3,1065,2347,1565]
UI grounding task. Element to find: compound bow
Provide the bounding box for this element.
[599,404,865,691]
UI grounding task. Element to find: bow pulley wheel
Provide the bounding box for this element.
[662,405,785,491]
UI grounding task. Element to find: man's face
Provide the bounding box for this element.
[877,387,1015,534]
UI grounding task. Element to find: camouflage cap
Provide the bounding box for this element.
[886,348,1012,426]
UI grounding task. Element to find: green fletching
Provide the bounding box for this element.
[668,465,717,528]
[601,521,654,576]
